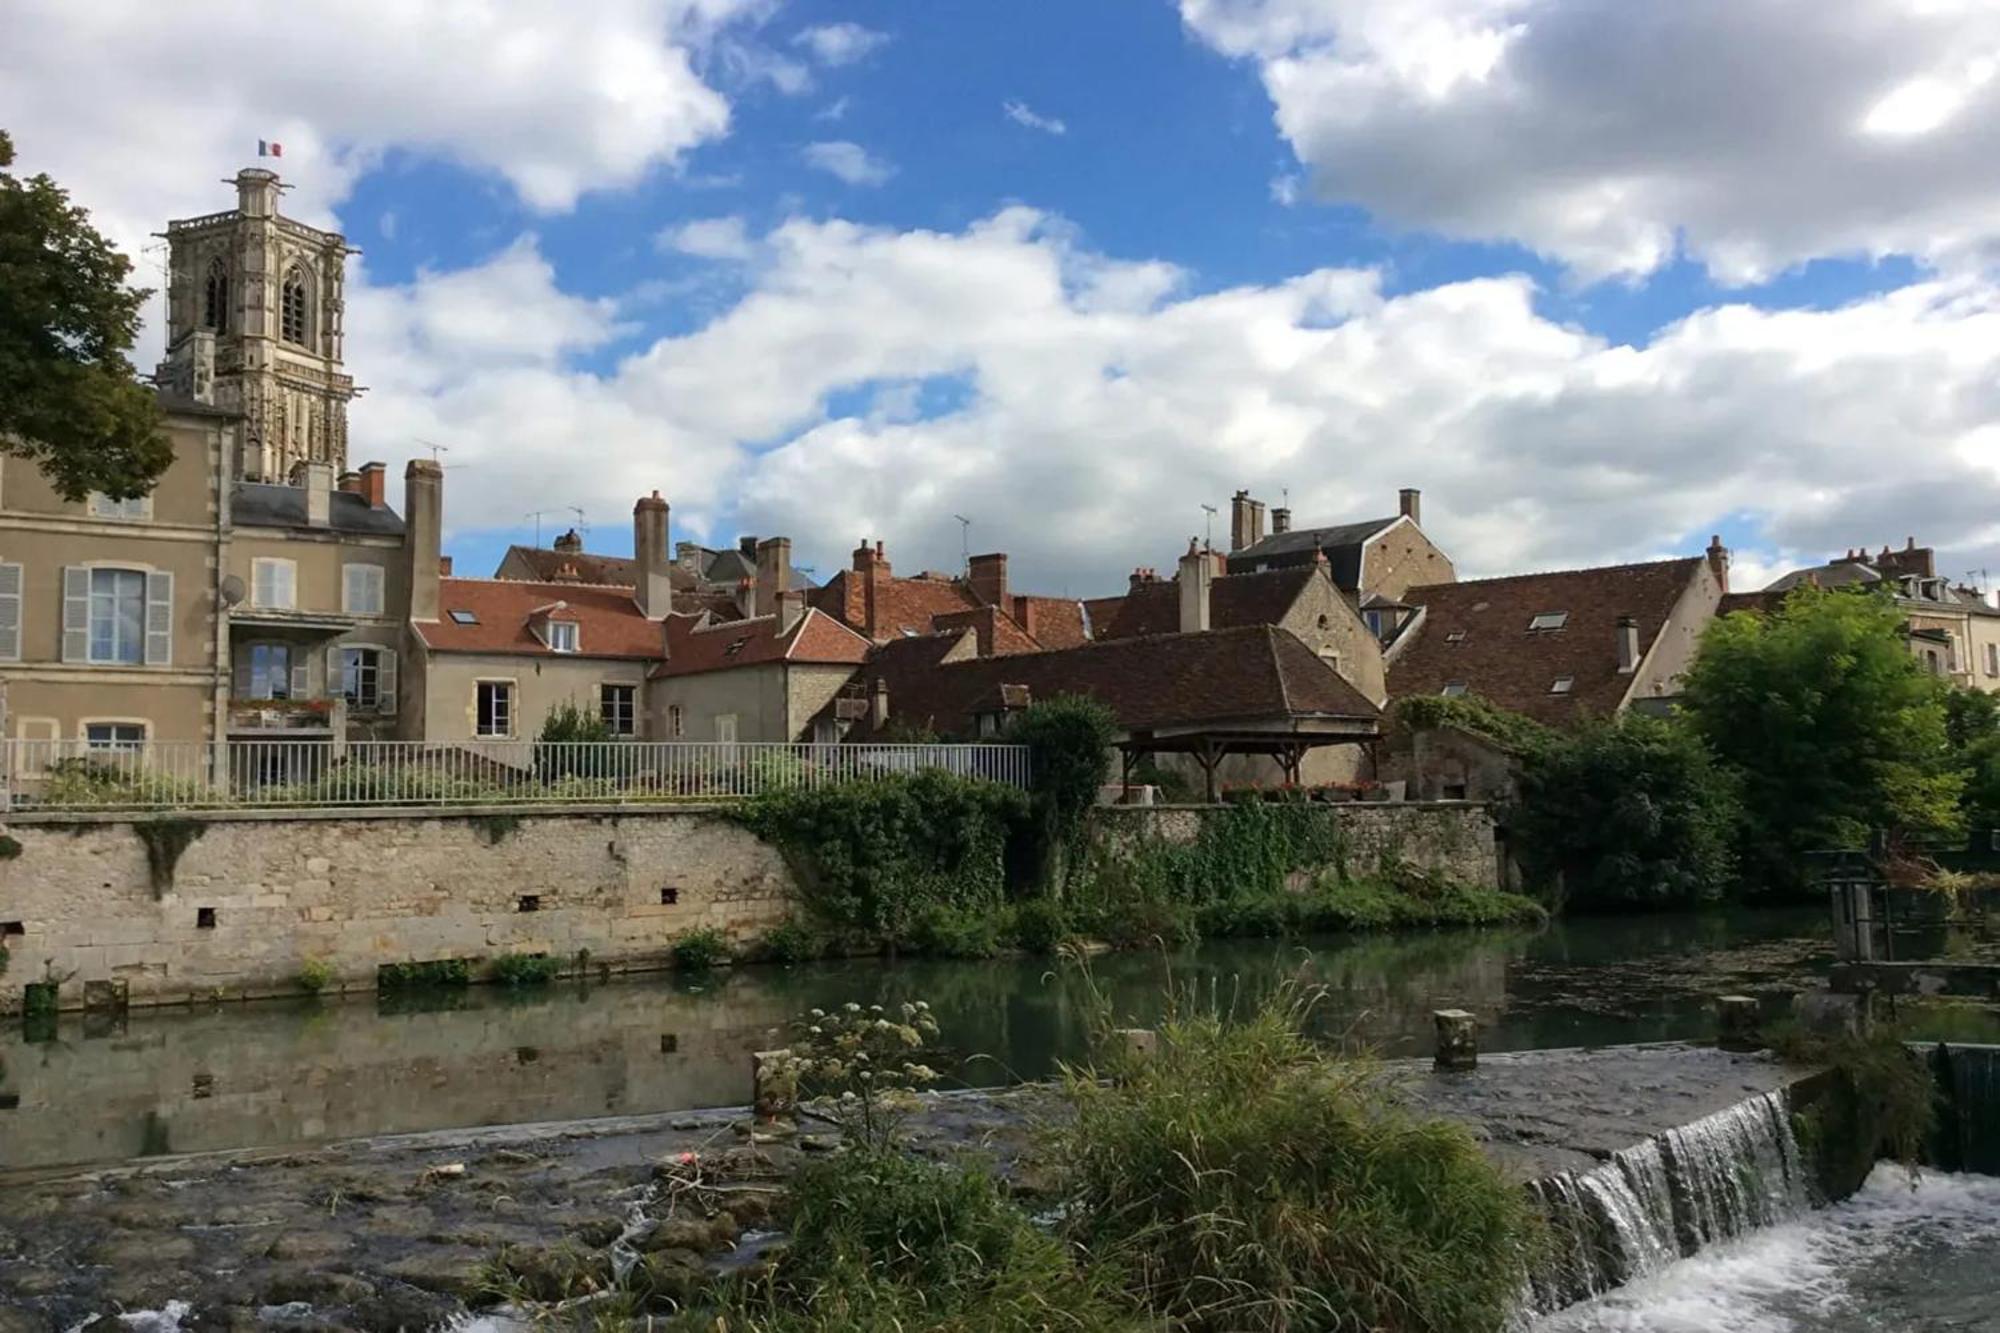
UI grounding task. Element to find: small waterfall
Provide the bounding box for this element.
[1931,1043,2000,1176]
[1527,1089,1814,1312]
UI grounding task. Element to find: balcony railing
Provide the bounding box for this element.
[227,697,344,732]
[0,739,1032,812]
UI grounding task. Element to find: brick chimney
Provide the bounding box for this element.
[439,556,453,576]
[1398,488,1422,526]
[634,491,672,620]
[293,459,334,527]
[1178,538,1212,633]
[969,552,1008,607]
[756,537,791,620]
[852,539,891,638]
[404,459,443,623]
[1249,498,1267,547]
[359,461,386,508]
[1230,490,1254,552]
[778,589,804,635]
[1616,615,1640,674]
[337,470,362,495]
[554,528,583,555]
[1011,594,1038,640]
[1271,506,1290,535]
[1705,534,1730,593]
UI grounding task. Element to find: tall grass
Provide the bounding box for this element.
[1056,985,1537,1332]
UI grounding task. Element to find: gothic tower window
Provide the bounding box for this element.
[202,257,230,331]
[281,265,311,346]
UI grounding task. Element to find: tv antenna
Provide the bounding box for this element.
[413,437,468,469]
[952,514,972,574]
[1199,503,1218,550]
[524,510,557,545]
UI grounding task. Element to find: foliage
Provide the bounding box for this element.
[135,818,205,899]
[469,813,520,845]
[700,1149,1139,1332]
[535,697,614,782]
[22,981,60,1017]
[492,952,563,987]
[39,758,215,810]
[908,903,1006,959]
[0,833,19,860]
[0,130,170,501]
[772,1000,943,1150]
[739,771,1028,949]
[1394,692,1556,756]
[758,916,828,965]
[1007,897,1074,954]
[1009,695,1119,888]
[1057,985,1537,1332]
[1766,1021,1937,1188]
[295,958,335,995]
[671,926,730,971]
[1193,866,1545,938]
[1682,586,1964,894]
[1944,686,2000,830]
[1508,714,1739,911]
[376,958,472,990]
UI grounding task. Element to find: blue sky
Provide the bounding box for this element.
[8,0,2000,594]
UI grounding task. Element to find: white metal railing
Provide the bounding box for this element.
[0,739,1033,812]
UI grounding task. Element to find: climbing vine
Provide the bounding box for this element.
[134,818,205,899]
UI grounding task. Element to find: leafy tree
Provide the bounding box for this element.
[1007,694,1118,891]
[1508,714,1738,910]
[1943,686,2000,830]
[0,130,170,500]
[1681,586,1963,893]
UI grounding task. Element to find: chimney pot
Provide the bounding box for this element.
[359,461,386,508]
[1272,506,1291,535]
[337,470,362,495]
[439,556,453,576]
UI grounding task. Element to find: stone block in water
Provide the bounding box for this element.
[1433,1009,1477,1071]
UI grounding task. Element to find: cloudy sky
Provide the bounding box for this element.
[6,0,2000,596]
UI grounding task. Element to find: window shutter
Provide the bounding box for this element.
[327,644,345,701]
[0,563,21,661]
[144,571,174,665]
[290,654,311,700]
[63,566,90,662]
[378,649,398,715]
[233,646,252,697]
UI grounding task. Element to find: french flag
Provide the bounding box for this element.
[258,140,283,158]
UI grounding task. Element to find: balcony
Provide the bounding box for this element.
[227,696,346,735]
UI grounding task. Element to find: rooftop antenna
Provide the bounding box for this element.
[567,505,588,538]
[524,510,557,546]
[1199,503,1218,550]
[952,514,972,575]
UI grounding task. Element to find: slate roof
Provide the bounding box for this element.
[1226,516,1400,588]
[232,482,405,537]
[651,608,871,678]
[1388,558,1704,726]
[1099,566,1319,639]
[500,544,643,587]
[843,624,1380,742]
[413,579,664,658]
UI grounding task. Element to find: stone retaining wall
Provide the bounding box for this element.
[1089,800,1502,890]
[0,805,796,1012]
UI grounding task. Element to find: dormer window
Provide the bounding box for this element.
[547,621,579,653]
[1528,612,1568,632]
[1550,676,1575,694]
[281,264,310,346]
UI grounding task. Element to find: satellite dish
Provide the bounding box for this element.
[220,574,246,607]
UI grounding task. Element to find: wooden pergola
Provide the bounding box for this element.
[1116,714,1382,802]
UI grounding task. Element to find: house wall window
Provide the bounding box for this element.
[244,643,294,699]
[342,563,385,615]
[715,714,738,743]
[600,684,636,736]
[0,561,20,662]
[1987,643,1999,677]
[339,646,395,711]
[548,620,580,653]
[88,568,147,664]
[84,722,147,750]
[253,558,297,609]
[476,681,514,737]
[668,704,685,738]
[89,493,151,521]
[281,265,310,345]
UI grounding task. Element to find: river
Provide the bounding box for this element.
[0,906,1837,1174]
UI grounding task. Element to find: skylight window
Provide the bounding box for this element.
[1445,629,1467,643]
[1550,676,1575,694]
[1441,682,1468,697]
[449,609,478,624]
[724,638,748,657]
[1528,612,1569,631]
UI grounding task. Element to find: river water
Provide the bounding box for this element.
[1,907,1836,1173]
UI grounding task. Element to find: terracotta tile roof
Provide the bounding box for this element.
[650,607,872,679]
[1081,595,1127,639]
[1013,596,1091,649]
[844,624,1380,741]
[414,579,666,658]
[1388,558,1705,726]
[931,604,1044,656]
[809,570,981,640]
[1100,566,1319,639]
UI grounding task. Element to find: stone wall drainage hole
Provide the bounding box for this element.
[196,907,216,929]
[518,895,541,913]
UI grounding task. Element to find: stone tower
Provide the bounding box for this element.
[154,168,356,480]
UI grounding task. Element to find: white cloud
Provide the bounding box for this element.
[815,95,854,123]
[660,216,757,261]
[1269,173,1301,207]
[343,212,2000,597]
[0,0,760,260]
[1180,0,2000,282]
[1003,100,1069,136]
[802,141,896,186]
[793,22,890,67]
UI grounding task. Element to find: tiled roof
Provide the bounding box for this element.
[845,624,1380,741]
[1080,595,1127,640]
[931,604,1044,656]
[1226,516,1400,587]
[413,579,665,658]
[233,482,405,537]
[1388,558,1704,726]
[499,544,644,587]
[1100,566,1319,639]
[651,608,872,678]
[1014,596,1091,649]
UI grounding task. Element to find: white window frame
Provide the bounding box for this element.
[342,563,385,616]
[475,679,515,738]
[1528,611,1569,631]
[84,566,148,665]
[252,558,297,610]
[334,644,397,714]
[547,620,580,653]
[600,683,636,736]
[79,718,150,751]
[715,713,738,743]
[239,640,299,700]
[89,492,152,521]
[668,704,685,738]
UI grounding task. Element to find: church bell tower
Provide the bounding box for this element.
[155,168,356,481]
